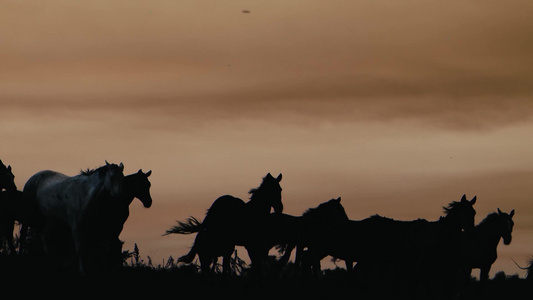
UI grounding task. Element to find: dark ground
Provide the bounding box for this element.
[1,254,530,299]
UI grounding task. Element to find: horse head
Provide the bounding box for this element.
[0,160,17,191]
[129,169,153,208]
[497,208,515,245]
[266,173,283,213]
[304,197,349,224]
[102,161,125,198]
[250,173,283,214]
[443,194,477,233]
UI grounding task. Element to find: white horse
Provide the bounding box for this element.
[23,161,125,276]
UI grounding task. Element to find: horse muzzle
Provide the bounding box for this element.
[503,236,512,245]
[142,196,153,208]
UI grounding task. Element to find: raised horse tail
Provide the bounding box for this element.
[164,216,203,235]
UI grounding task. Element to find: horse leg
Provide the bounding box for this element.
[41,222,65,270]
[222,253,231,275]
[70,224,94,276]
[294,245,304,271]
[480,265,490,282]
[6,220,16,254]
[279,243,295,266]
[300,248,318,275]
[199,253,212,274]
[18,223,28,254]
[246,245,267,277]
[345,259,353,272]
[311,254,321,275]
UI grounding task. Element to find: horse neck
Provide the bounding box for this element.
[475,216,502,246]
[84,172,109,198]
[434,214,463,237]
[121,176,136,206]
[246,192,272,216]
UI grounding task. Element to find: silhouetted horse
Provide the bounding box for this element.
[462,208,514,282]
[167,173,283,275]
[20,169,153,270]
[92,169,153,270]
[406,195,477,298]
[0,160,19,253]
[23,161,125,276]
[0,189,24,253]
[0,159,17,192]
[304,194,477,297]
[266,197,349,270]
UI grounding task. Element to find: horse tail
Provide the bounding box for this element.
[512,258,530,270]
[164,216,203,235]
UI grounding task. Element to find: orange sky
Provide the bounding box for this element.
[1,1,533,277]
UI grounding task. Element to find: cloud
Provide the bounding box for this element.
[2,1,532,132]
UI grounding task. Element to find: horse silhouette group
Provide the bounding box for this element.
[165,171,518,297]
[0,159,152,276]
[0,159,521,297]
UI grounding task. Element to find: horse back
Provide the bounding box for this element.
[204,195,245,223]
[23,170,74,220]
[24,170,68,198]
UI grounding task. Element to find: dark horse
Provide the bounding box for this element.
[0,190,26,254]
[266,197,349,270]
[22,162,125,276]
[19,169,153,269]
[405,195,477,298]
[93,169,153,270]
[303,194,477,298]
[0,159,17,192]
[0,160,21,254]
[166,173,283,275]
[462,208,514,282]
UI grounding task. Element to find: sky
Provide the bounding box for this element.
[1,1,533,277]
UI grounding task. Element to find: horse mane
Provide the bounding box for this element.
[80,165,108,176]
[302,206,319,218]
[248,173,279,200]
[302,202,331,218]
[369,214,387,220]
[442,200,462,215]
[302,199,344,219]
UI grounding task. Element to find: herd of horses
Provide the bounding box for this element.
[165,172,518,297]
[0,158,524,296]
[0,159,152,276]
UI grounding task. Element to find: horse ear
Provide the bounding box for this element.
[119,162,124,171]
[337,197,341,202]
[146,170,152,177]
[7,165,11,172]
[105,160,110,166]
[498,208,503,215]
[510,209,515,217]
[276,173,282,182]
[470,196,476,205]
[461,194,467,202]
[137,169,143,174]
